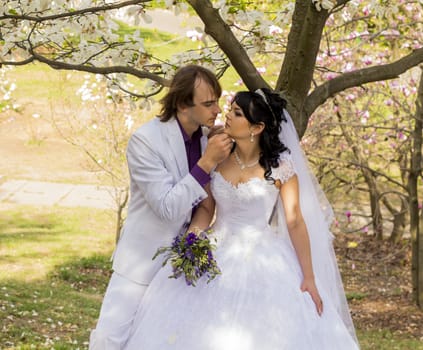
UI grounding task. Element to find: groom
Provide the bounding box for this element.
[89,65,233,349]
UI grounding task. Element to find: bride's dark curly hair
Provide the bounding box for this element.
[232,88,289,183]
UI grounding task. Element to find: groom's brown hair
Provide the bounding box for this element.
[159,65,221,122]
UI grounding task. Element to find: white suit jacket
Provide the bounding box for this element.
[112,117,209,285]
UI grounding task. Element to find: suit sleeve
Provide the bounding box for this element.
[126,131,208,222]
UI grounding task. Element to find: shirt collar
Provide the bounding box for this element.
[176,117,202,143]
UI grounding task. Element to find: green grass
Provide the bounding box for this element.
[0,206,114,282]
[7,63,86,103]
[0,205,114,349]
[357,329,423,350]
[346,291,369,301]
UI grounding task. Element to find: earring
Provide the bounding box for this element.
[250,133,254,143]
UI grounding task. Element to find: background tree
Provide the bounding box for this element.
[1,0,422,304]
[410,66,423,307]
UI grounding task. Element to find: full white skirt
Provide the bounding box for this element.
[124,224,359,350]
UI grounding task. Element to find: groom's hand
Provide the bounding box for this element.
[208,125,225,139]
[197,133,233,173]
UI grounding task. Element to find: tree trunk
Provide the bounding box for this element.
[410,67,423,307]
[335,99,384,238]
[419,207,423,307]
[115,187,129,244]
[276,1,329,137]
[389,198,408,244]
[364,173,384,239]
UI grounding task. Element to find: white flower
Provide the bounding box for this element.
[312,0,336,11]
[186,29,203,42]
[124,114,134,130]
[269,25,282,35]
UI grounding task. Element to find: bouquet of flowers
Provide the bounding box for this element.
[153,228,221,286]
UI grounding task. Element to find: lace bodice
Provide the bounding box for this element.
[210,154,296,231]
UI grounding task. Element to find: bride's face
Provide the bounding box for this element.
[224,102,251,140]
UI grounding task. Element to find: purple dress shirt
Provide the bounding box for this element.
[176,118,210,187]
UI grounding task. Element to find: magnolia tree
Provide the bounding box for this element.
[49,72,143,242]
[306,71,421,238]
[1,0,422,304]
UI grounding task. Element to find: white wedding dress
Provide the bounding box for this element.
[125,158,360,350]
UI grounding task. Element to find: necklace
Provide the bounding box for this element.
[234,149,259,170]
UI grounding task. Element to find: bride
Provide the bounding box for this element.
[124,88,360,349]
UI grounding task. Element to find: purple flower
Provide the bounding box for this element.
[345,210,352,223]
[153,228,221,286]
[184,249,195,261]
[185,232,198,246]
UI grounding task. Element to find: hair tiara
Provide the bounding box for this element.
[255,88,278,125]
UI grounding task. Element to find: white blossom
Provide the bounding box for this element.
[312,0,336,11]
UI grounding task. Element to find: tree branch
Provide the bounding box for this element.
[187,0,268,90]
[28,52,170,86]
[305,48,423,117]
[0,0,150,21]
[0,56,34,66]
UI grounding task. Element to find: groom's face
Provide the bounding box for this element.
[188,78,221,128]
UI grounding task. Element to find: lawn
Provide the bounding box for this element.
[0,205,114,349]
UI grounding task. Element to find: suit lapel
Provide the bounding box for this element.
[163,118,188,176]
[200,126,209,155]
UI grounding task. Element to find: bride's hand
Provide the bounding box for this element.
[301,278,323,316]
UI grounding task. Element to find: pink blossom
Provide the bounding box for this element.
[366,135,376,145]
[412,42,423,50]
[362,6,370,16]
[269,25,282,35]
[397,131,407,140]
[349,31,359,39]
[325,72,338,80]
[390,80,400,89]
[343,62,354,72]
[362,226,369,233]
[345,210,352,223]
[361,56,373,65]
